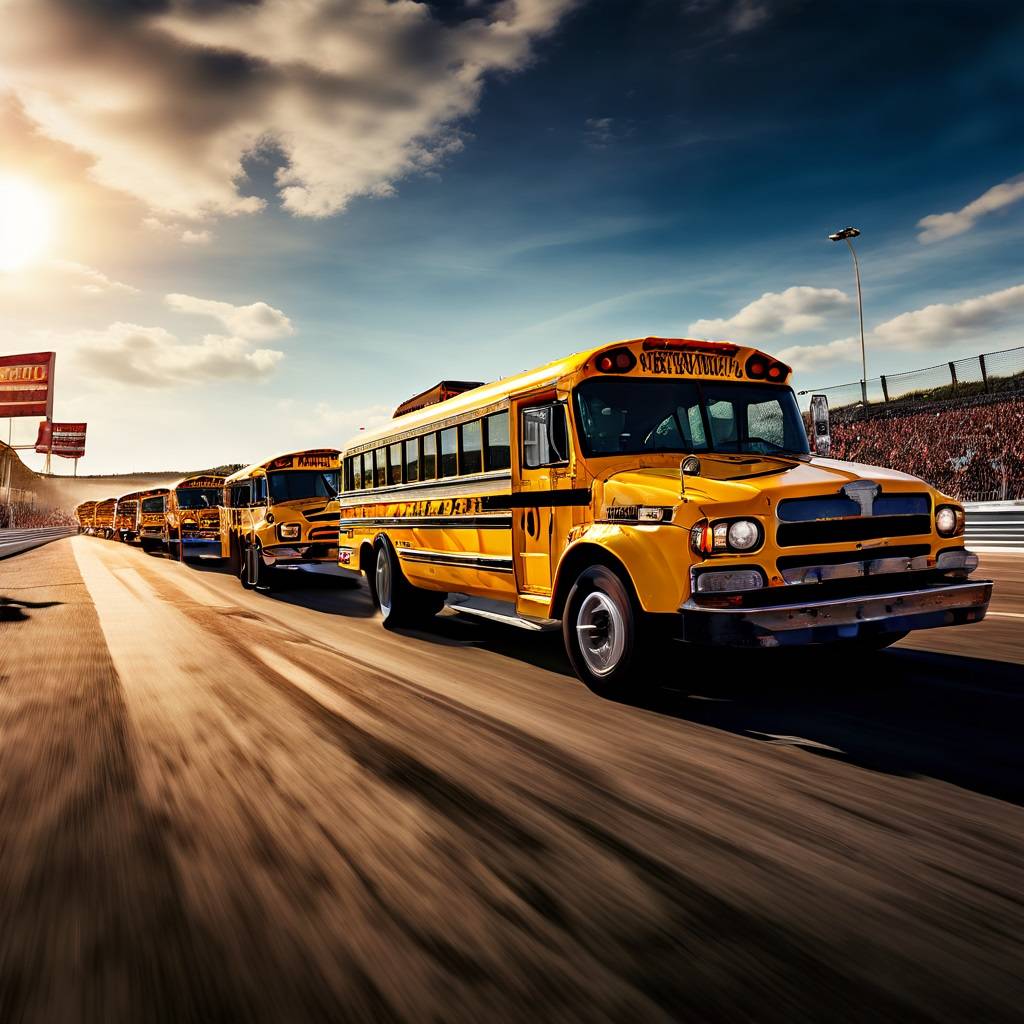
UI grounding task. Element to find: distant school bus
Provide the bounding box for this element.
[137,488,170,552]
[114,491,142,542]
[93,497,117,540]
[337,336,990,691]
[164,474,225,558]
[75,500,97,534]
[221,449,341,590]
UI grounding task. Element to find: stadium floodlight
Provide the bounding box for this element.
[828,225,867,398]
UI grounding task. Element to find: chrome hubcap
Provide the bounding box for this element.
[576,590,625,677]
[376,547,392,614]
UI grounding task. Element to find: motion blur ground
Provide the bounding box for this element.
[1,536,1022,1022]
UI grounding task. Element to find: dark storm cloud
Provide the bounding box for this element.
[0,0,580,220]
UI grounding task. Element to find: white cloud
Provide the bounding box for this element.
[49,260,138,295]
[66,322,284,387]
[688,286,851,340]
[0,0,577,221]
[777,282,1024,372]
[180,228,213,246]
[728,1,771,32]
[917,174,1024,243]
[165,293,294,341]
[872,283,1024,348]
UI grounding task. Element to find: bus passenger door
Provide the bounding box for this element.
[511,399,572,597]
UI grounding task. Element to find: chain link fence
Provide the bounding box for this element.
[802,345,1024,422]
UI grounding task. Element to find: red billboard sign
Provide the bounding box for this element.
[35,421,87,459]
[0,352,55,418]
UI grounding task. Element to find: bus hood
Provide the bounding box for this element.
[600,456,928,514]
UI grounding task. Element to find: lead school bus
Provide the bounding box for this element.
[221,449,341,590]
[337,336,991,692]
[164,474,225,558]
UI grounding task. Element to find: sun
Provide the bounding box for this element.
[0,176,55,272]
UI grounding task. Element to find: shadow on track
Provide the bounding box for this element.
[402,611,1024,805]
[0,596,63,623]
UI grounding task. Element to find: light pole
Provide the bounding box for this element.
[828,226,867,395]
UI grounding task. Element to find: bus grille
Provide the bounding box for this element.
[776,515,932,547]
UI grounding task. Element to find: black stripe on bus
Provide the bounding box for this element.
[483,489,592,510]
[338,515,512,530]
[397,549,514,573]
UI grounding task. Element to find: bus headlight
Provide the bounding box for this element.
[935,505,964,537]
[278,523,301,541]
[727,520,760,551]
[691,518,763,554]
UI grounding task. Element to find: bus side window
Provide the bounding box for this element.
[388,442,403,485]
[404,437,420,483]
[252,476,267,506]
[459,420,482,475]
[522,404,568,469]
[422,434,438,479]
[440,428,458,477]
[231,484,251,508]
[485,412,510,471]
[361,452,372,489]
[373,449,387,488]
[350,455,362,491]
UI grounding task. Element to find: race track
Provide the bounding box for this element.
[1,536,1022,1022]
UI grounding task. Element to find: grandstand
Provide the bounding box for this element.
[0,442,69,528]
[804,346,1024,502]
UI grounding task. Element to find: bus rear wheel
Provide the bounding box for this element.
[563,565,644,696]
[371,541,443,628]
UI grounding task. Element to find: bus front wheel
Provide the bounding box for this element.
[372,541,442,627]
[244,540,276,592]
[563,565,643,695]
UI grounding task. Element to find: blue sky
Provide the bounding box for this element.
[1,0,1022,472]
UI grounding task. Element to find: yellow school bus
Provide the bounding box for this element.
[164,474,225,558]
[75,500,96,535]
[221,449,341,590]
[93,496,117,540]
[138,487,170,552]
[114,490,143,542]
[337,336,991,691]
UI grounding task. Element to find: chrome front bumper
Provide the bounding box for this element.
[679,579,993,647]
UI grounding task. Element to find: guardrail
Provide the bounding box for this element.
[964,505,1024,551]
[0,526,77,560]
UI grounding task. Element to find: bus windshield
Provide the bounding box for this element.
[176,488,221,509]
[573,378,810,458]
[268,470,339,503]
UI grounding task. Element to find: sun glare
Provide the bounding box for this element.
[0,176,55,272]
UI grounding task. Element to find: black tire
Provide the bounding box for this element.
[228,535,242,578]
[562,565,644,695]
[370,540,443,627]
[244,539,276,592]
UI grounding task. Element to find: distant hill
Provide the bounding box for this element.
[41,466,245,510]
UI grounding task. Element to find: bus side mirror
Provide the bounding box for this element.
[809,394,831,456]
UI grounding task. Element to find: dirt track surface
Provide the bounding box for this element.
[1,538,1022,1022]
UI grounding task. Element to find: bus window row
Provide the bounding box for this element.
[344,411,511,491]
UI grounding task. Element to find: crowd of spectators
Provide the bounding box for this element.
[0,502,77,530]
[830,396,1024,501]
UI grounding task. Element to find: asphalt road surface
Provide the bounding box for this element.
[1,537,1022,1023]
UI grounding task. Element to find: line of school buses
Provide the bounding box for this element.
[74,336,992,691]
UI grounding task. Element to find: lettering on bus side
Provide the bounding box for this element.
[296,455,335,469]
[638,351,743,378]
